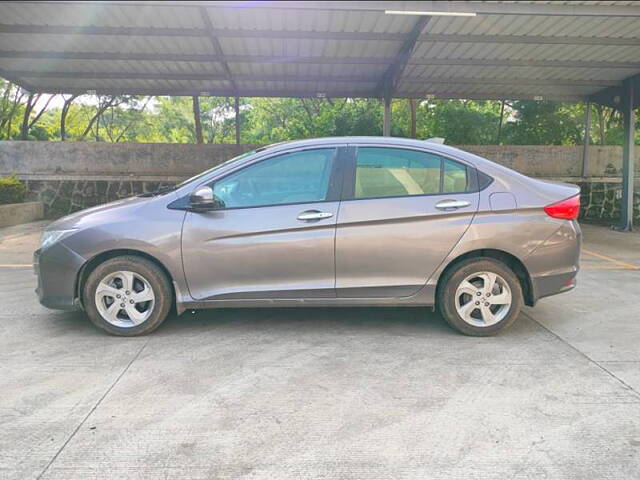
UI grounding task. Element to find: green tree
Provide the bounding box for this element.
[409,100,503,144]
[1,76,636,146]
[502,101,585,145]
[243,97,384,142]
[0,80,27,140]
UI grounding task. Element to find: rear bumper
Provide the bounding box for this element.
[525,220,581,305]
[531,270,577,303]
[34,242,85,310]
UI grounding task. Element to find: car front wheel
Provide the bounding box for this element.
[437,258,523,336]
[82,255,172,336]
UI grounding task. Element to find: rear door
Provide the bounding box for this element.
[335,146,479,298]
[182,147,344,300]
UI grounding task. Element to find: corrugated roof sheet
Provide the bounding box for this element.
[0,1,638,104]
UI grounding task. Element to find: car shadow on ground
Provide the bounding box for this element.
[157,306,462,338]
[43,303,544,341]
[44,306,465,338]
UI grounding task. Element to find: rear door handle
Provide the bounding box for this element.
[435,200,471,210]
[297,210,334,221]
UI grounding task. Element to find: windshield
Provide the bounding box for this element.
[174,149,258,190]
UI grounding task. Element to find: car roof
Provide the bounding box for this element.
[264,136,445,150]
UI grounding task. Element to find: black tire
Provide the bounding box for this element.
[437,257,523,336]
[82,255,173,336]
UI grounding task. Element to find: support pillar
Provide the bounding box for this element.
[234,96,240,146]
[383,96,391,136]
[192,96,203,144]
[409,98,417,139]
[619,79,636,231]
[496,100,505,144]
[581,101,591,177]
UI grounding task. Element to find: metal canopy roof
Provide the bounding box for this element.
[1,1,640,107]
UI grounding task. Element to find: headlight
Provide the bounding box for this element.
[40,229,76,250]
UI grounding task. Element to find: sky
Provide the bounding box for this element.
[36,94,97,109]
[29,93,162,114]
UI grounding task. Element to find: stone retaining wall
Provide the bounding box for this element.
[0,201,44,228]
[577,181,640,224]
[0,141,638,222]
[460,144,638,178]
[24,179,179,216]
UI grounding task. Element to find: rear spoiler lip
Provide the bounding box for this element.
[535,178,581,191]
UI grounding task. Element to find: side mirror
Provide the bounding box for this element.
[189,186,225,211]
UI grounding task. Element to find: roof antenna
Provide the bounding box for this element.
[424,137,445,144]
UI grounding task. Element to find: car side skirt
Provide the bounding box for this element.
[180,285,436,310]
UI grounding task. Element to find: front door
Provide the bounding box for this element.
[182,147,342,300]
[335,146,479,298]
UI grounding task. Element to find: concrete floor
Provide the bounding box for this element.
[1,222,639,479]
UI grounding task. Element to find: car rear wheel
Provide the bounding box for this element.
[437,258,523,336]
[82,255,172,336]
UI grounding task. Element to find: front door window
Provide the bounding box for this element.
[212,148,337,209]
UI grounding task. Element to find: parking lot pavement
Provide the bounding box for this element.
[0,220,48,266]
[1,222,639,479]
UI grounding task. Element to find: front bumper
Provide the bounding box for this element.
[34,242,86,310]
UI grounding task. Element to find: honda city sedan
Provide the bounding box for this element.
[34,137,581,336]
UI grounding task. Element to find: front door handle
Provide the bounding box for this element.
[297,210,334,221]
[435,200,471,210]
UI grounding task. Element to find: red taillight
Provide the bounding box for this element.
[544,195,580,220]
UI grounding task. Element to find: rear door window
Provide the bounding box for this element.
[353,147,469,199]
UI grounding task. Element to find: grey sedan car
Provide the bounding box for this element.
[34,137,581,336]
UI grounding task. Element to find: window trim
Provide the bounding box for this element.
[197,146,346,212]
[341,145,481,202]
[168,142,494,212]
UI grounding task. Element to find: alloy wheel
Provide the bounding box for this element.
[94,270,155,328]
[454,271,512,327]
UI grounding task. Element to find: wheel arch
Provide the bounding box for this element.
[75,249,176,311]
[436,249,534,307]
